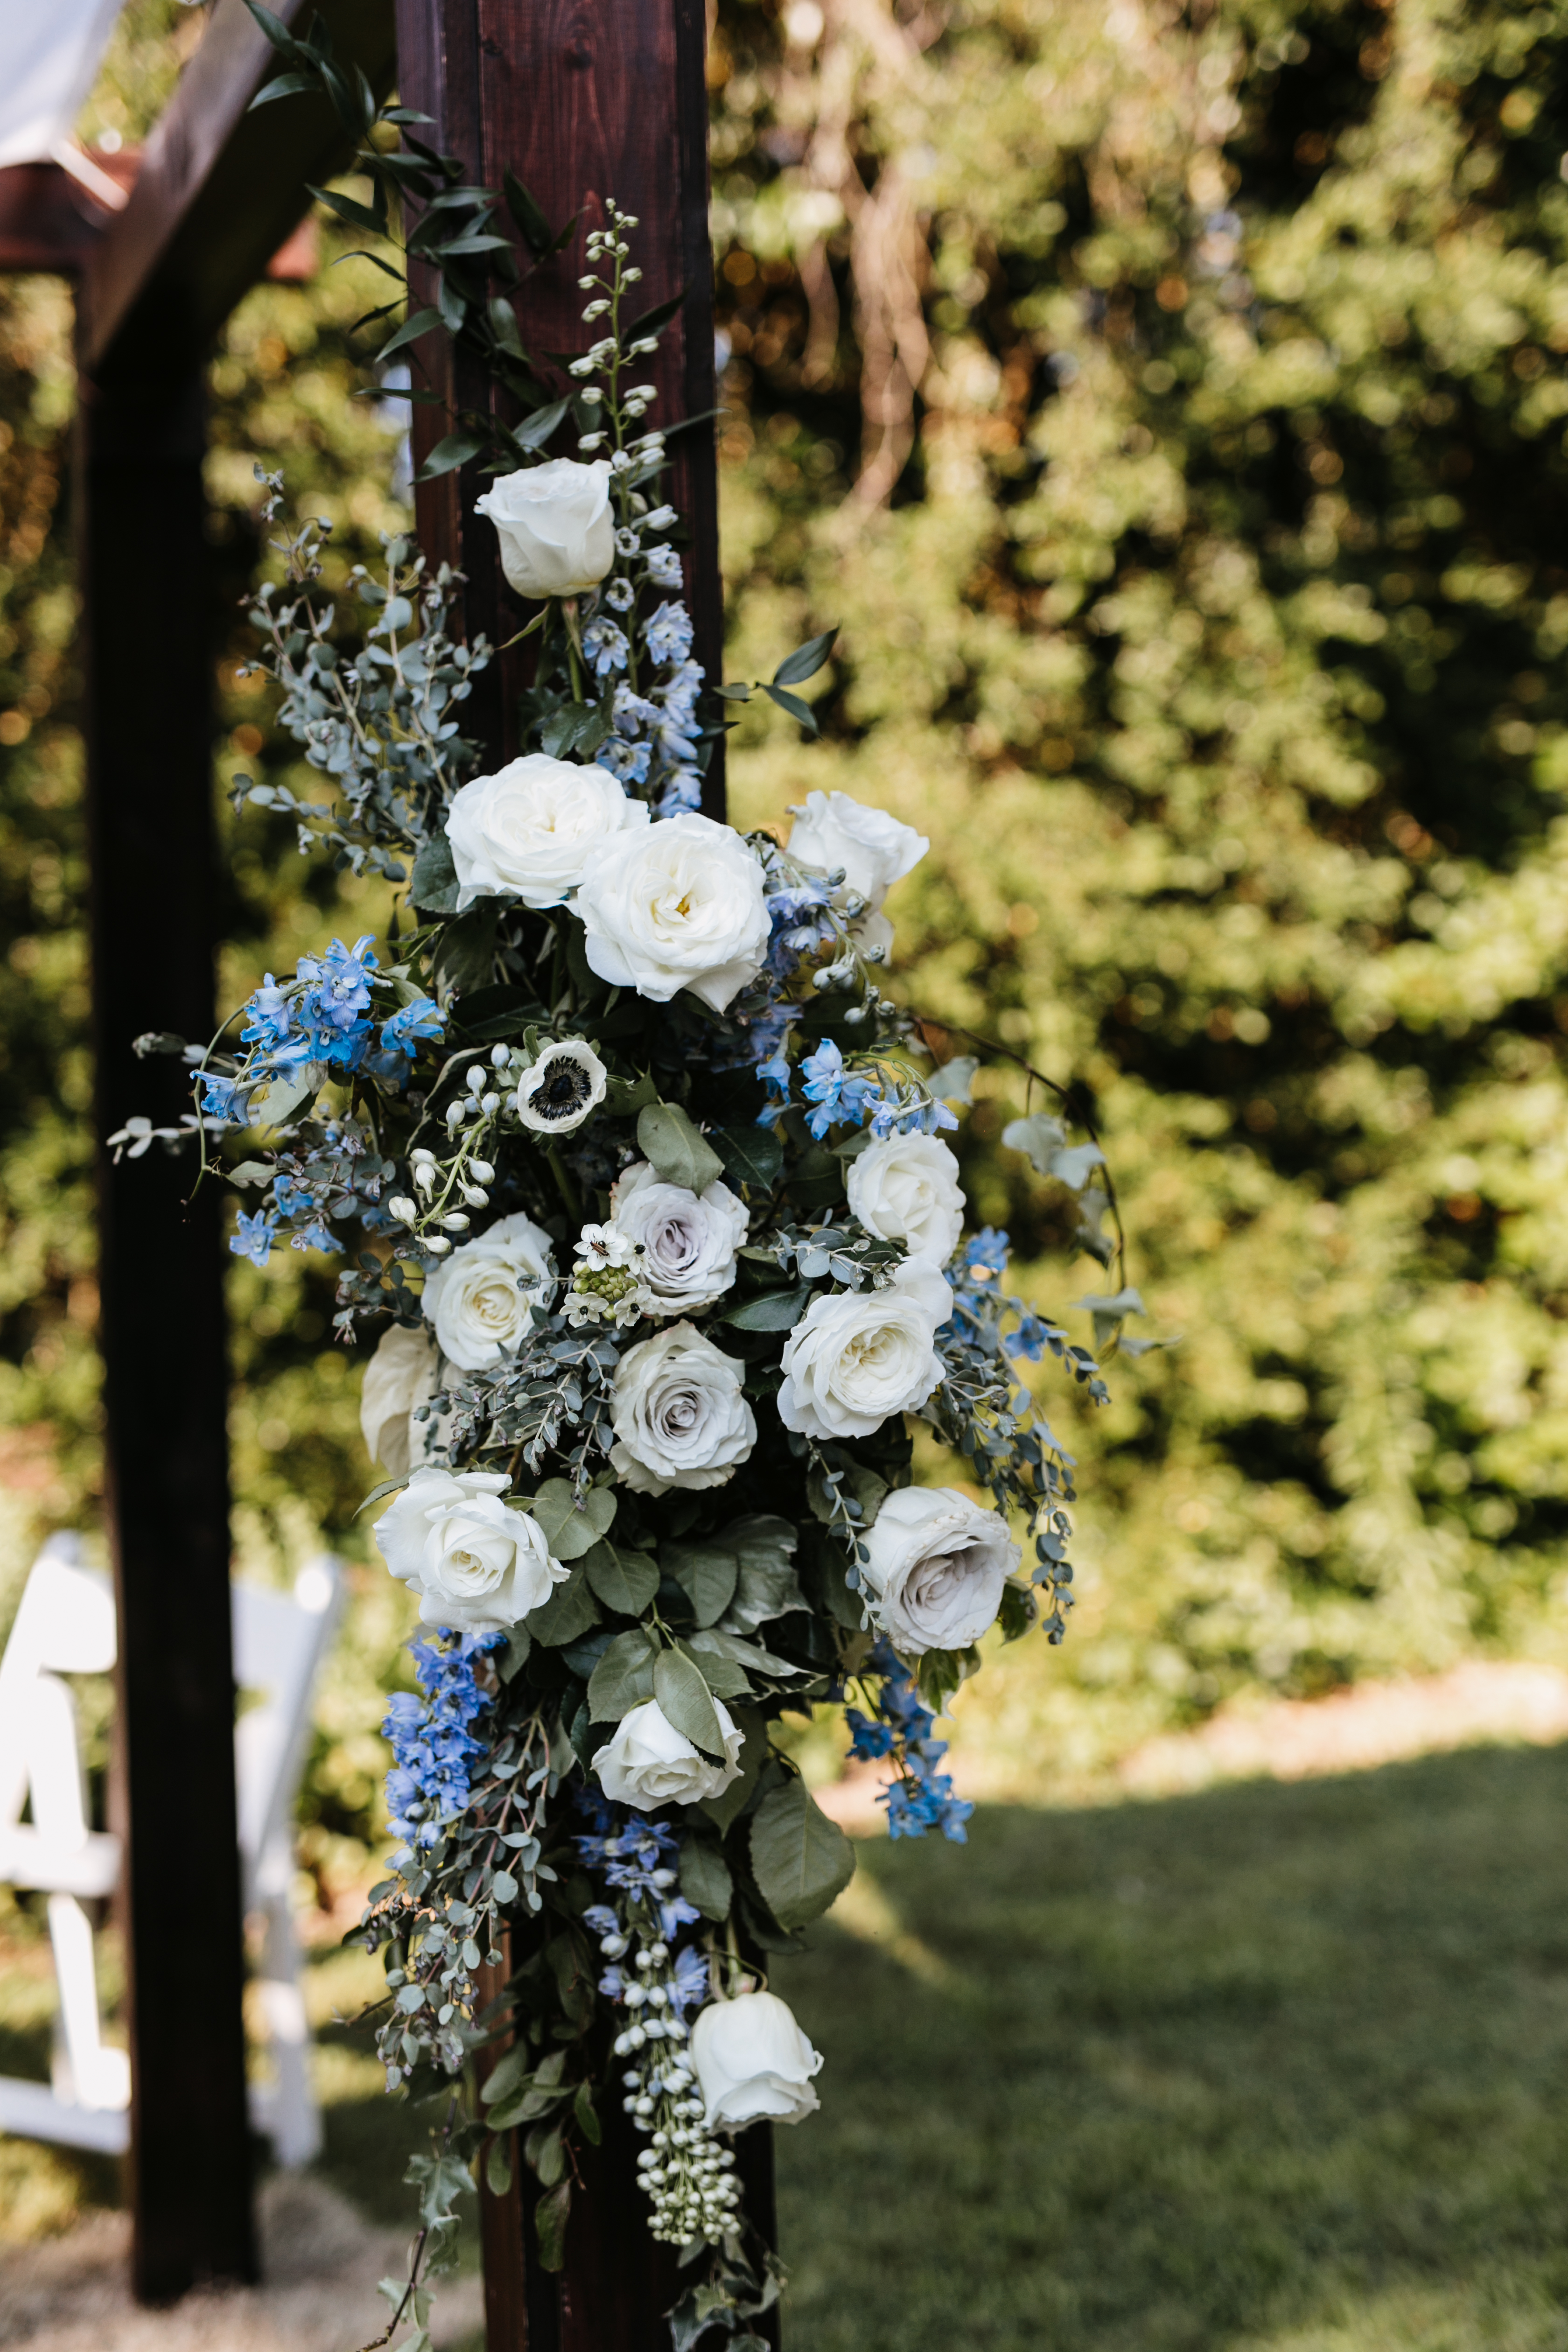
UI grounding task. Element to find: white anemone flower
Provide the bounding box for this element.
[516,1039,608,1135]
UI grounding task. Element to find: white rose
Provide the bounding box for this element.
[609,1322,757,1495]
[422,1211,555,1372]
[575,812,771,1014]
[847,1134,965,1265]
[786,789,928,911]
[374,1466,568,1631]
[776,1256,951,1441]
[445,756,648,911]
[691,1991,823,2128]
[860,1484,1020,1656]
[609,1160,749,1316]
[359,1322,440,1477]
[594,1696,744,1808]
[474,459,615,599]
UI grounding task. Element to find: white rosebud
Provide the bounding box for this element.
[609,1322,756,1494]
[606,1161,748,1316]
[787,789,929,912]
[595,1696,745,1808]
[777,1256,951,1440]
[859,1484,1020,1656]
[690,1992,823,2128]
[516,1038,609,1135]
[421,1211,555,1370]
[474,459,615,598]
[374,1466,570,1631]
[575,812,771,1015]
[445,754,650,912]
[847,1134,965,1263]
[358,1323,440,1477]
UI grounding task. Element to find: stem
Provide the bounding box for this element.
[546,1145,581,1224]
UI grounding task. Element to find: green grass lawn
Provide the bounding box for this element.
[770,1745,1568,2352]
[5,1742,1568,2349]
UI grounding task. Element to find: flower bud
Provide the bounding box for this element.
[426,1235,453,1257]
[468,1158,495,1184]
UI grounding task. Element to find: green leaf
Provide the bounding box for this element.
[250,1069,315,1128]
[663,1540,738,1629]
[760,681,819,734]
[485,2135,513,2196]
[307,182,385,237]
[582,1538,660,1617]
[637,1102,724,1194]
[434,901,501,995]
[772,626,839,686]
[534,2179,571,2270]
[410,833,459,914]
[497,1625,532,1682]
[525,1565,602,1647]
[928,1055,979,1104]
[511,396,572,454]
[712,1125,784,1190]
[587,1627,659,1720]
[679,1839,733,1923]
[677,1633,753,1699]
[721,1516,807,1631]
[700,1704,765,1832]
[653,1648,727,1763]
[714,1284,812,1331]
[539,700,612,759]
[373,306,444,364]
[503,169,554,255]
[242,1,303,58]
[416,429,489,483]
[605,1070,659,1116]
[623,287,688,344]
[573,2079,602,2146]
[248,68,324,110]
[480,2045,531,2107]
[529,1477,616,1560]
[749,1776,855,1932]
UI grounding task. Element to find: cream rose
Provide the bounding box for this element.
[786,789,928,911]
[444,756,648,911]
[776,1256,951,1441]
[847,1134,965,1265]
[609,1160,749,1316]
[359,1322,440,1477]
[609,1322,757,1494]
[691,1991,823,2128]
[860,1484,1020,1656]
[594,1696,745,1808]
[474,459,615,599]
[374,1466,568,1631]
[421,1211,554,1372]
[574,812,771,1014]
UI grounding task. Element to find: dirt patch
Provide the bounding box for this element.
[0,2174,481,2352]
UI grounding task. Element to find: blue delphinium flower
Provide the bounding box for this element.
[382,1630,504,1855]
[643,600,694,667]
[379,996,444,1060]
[583,618,630,678]
[229,1208,278,1267]
[851,1643,976,1845]
[800,1038,874,1138]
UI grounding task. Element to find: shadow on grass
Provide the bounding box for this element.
[770,1743,1568,2352]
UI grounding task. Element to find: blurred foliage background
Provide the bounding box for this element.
[5,0,1568,1906]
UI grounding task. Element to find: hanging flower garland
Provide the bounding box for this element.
[132,22,1159,2345]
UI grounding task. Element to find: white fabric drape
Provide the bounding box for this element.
[0,0,127,172]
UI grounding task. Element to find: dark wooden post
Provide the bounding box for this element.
[392,4,770,2344]
[78,348,257,2303]
[394,0,725,809]
[67,0,396,2301]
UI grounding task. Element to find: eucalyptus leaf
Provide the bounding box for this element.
[679,1838,734,1922]
[637,1101,724,1194]
[771,625,839,686]
[587,1627,659,1721]
[928,1055,979,1104]
[662,1540,738,1628]
[582,1538,660,1617]
[525,1565,602,1647]
[410,833,459,914]
[652,1648,726,1762]
[250,1070,315,1128]
[749,1775,855,1932]
[712,1125,784,1190]
[529,1477,616,1561]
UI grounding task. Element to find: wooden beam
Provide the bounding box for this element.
[78,0,396,376]
[0,162,118,276]
[395,0,726,808]
[393,4,759,2345]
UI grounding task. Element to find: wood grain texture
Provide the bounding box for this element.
[399,0,725,802]
[78,365,256,2303]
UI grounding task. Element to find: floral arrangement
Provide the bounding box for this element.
[133,24,1148,2346]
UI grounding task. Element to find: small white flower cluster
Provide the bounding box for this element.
[387,1038,609,1253]
[596,1912,742,2244]
[569,205,664,464]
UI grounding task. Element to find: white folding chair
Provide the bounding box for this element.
[0,1538,342,2167]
